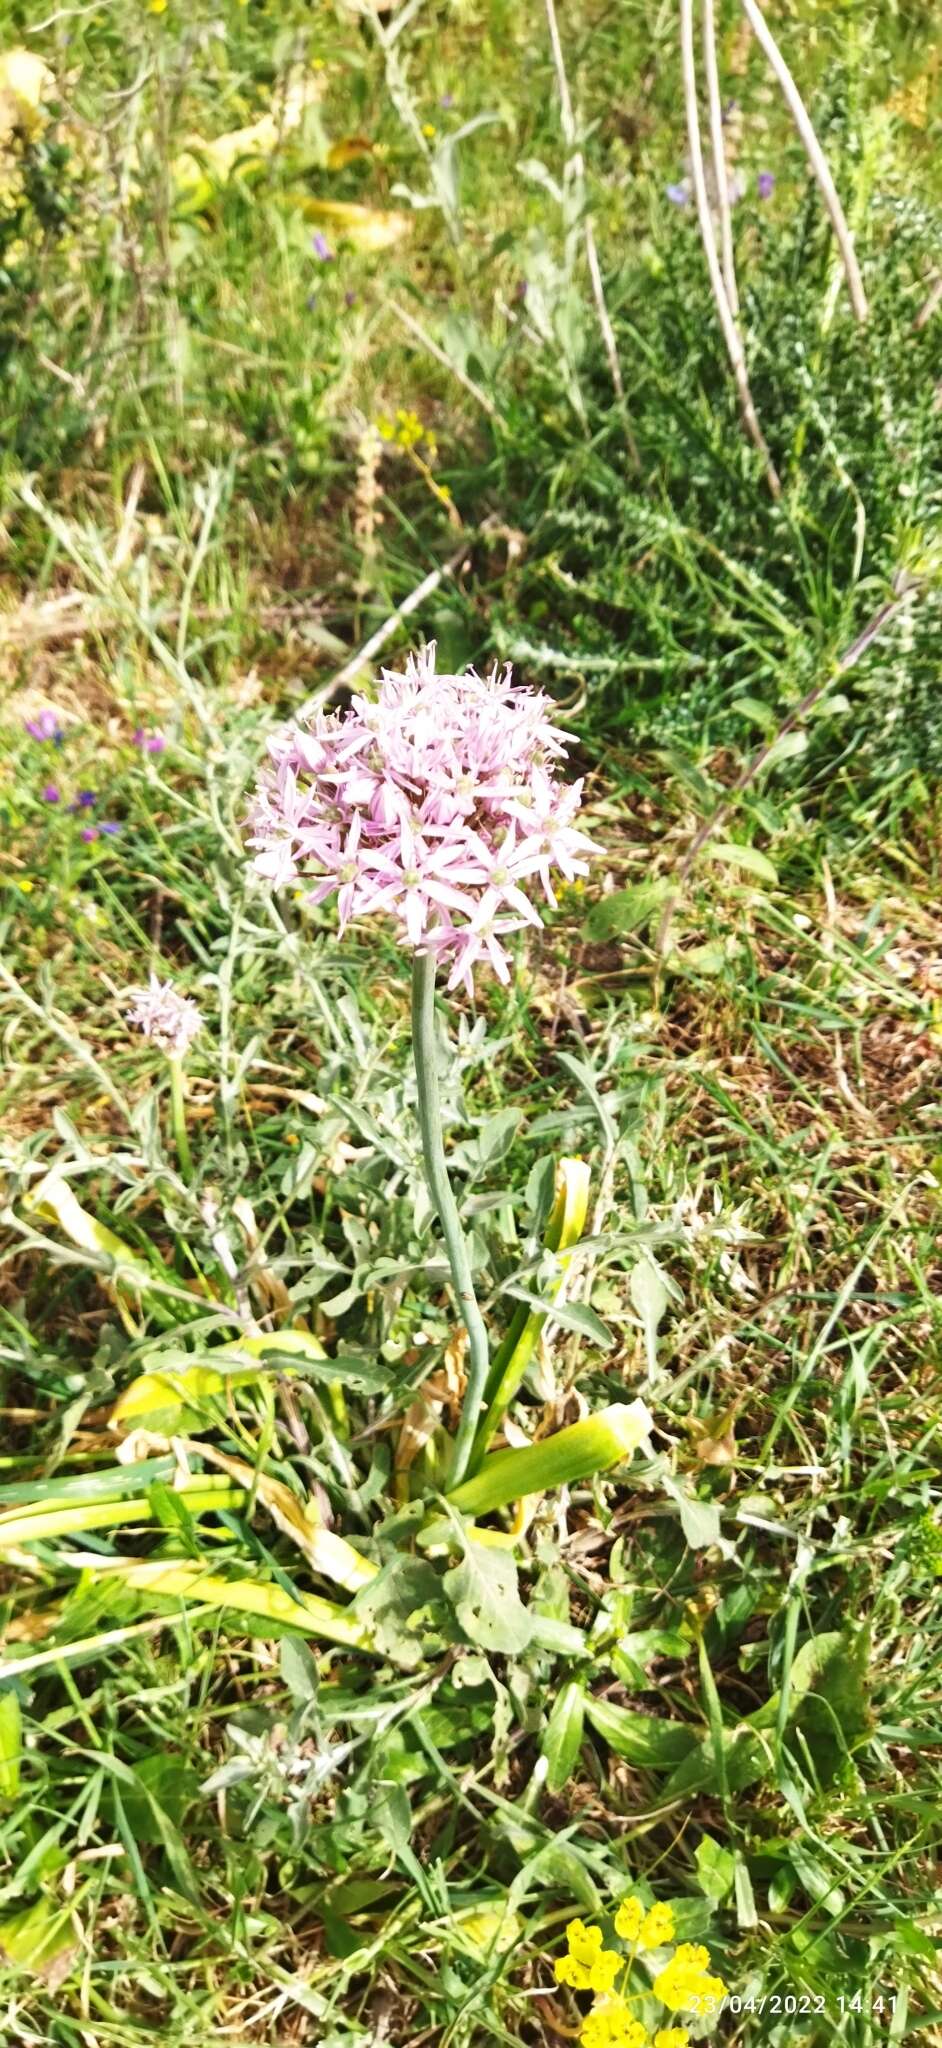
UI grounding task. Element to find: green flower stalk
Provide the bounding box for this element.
[412,950,492,1486]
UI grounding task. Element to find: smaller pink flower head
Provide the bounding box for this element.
[126,974,203,1059]
[246,645,599,986]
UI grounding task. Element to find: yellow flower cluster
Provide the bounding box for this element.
[614,1897,676,1948]
[555,1920,622,1995]
[553,1908,726,2048]
[581,2000,647,2048]
[653,1944,727,2017]
[376,407,425,451]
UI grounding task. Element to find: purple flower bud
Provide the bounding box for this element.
[25,710,61,742]
[80,826,99,843]
[758,170,775,200]
[41,784,60,803]
[133,727,166,754]
[666,182,690,207]
[99,821,122,835]
[77,790,97,808]
[311,232,333,262]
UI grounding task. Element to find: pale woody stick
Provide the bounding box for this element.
[739,0,868,323]
[679,0,781,497]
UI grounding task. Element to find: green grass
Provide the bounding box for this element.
[2,2,942,2043]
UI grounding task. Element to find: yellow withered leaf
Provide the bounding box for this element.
[22,1171,158,1292]
[326,136,374,169]
[111,1329,328,1431]
[284,195,411,251]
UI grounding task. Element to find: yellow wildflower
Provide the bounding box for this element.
[148,0,168,12]
[16,878,33,894]
[581,2001,647,2048]
[654,2031,689,2048]
[589,1949,622,1995]
[653,1943,727,2018]
[422,121,437,138]
[394,407,423,449]
[376,414,395,441]
[640,1903,675,1949]
[613,1896,645,1941]
[556,1920,619,1993]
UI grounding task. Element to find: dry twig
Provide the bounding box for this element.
[680,0,781,497]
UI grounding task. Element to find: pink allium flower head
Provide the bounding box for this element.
[126,974,203,1059]
[247,645,598,992]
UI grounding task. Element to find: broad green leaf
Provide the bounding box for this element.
[0,1691,21,1799]
[661,1472,723,1551]
[705,842,778,885]
[541,1680,584,1793]
[584,1694,697,1767]
[582,879,672,942]
[507,1287,614,1351]
[475,1108,521,1167]
[629,1257,670,1375]
[695,1833,735,1902]
[0,1895,76,1983]
[761,729,808,770]
[730,695,776,731]
[443,1540,533,1655]
[788,1843,846,1916]
[666,941,729,978]
[280,1636,320,1703]
[353,1556,444,1669]
[372,1782,412,1859]
[450,1905,522,1956]
[664,1726,772,1798]
[450,1402,652,1516]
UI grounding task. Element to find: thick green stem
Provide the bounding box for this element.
[411,951,490,1488]
[168,1057,193,1182]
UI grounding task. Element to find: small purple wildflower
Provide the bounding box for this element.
[41,784,60,803]
[80,826,98,843]
[311,231,333,262]
[126,974,203,1059]
[99,821,122,836]
[666,182,690,207]
[758,170,775,200]
[133,727,167,755]
[247,645,598,995]
[25,710,61,743]
[70,790,97,812]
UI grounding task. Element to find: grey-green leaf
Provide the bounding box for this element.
[443,1541,533,1656]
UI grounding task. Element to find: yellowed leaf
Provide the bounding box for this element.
[285,194,411,251]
